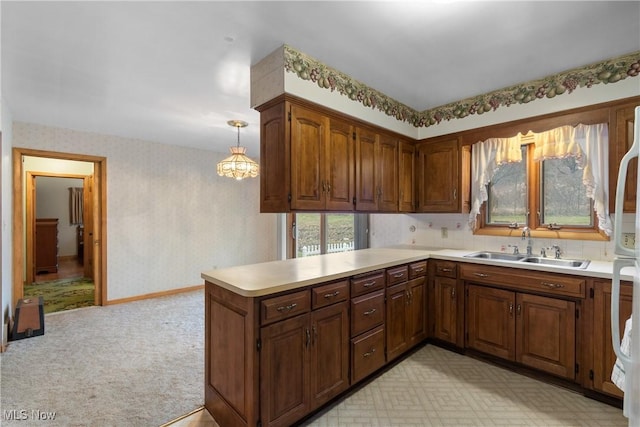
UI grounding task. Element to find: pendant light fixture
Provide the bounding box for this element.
[216,120,259,180]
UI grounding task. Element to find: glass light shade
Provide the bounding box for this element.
[216,146,260,180]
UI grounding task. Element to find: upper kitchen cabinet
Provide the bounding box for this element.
[290,104,355,211]
[258,99,354,212]
[416,136,470,213]
[355,128,399,212]
[398,140,415,212]
[260,101,290,213]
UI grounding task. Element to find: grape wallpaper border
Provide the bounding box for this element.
[283,45,640,128]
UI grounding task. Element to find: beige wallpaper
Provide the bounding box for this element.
[13,122,277,301]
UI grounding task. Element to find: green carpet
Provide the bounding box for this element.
[24,277,95,314]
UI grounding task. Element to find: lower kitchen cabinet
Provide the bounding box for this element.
[431,275,461,346]
[591,279,633,398]
[310,302,350,408]
[466,284,577,380]
[260,314,310,427]
[260,301,349,427]
[386,277,427,361]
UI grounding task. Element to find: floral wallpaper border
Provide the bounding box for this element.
[283,45,640,128]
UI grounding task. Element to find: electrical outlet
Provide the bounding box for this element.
[622,233,636,249]
[441,227,448,238]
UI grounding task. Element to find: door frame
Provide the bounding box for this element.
[12,148,107,309]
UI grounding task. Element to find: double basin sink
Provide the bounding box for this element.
[464,251,590,269]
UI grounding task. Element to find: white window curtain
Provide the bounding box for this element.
[69,187,84,225]
[468,135,523,229]
[468,123,611,235]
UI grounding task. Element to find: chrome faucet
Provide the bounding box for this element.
[550,245,561,259]
[521,226,532,255]
[540,247,547,258]
[508,244,520,255]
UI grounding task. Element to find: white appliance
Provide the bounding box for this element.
[612,105,640,427]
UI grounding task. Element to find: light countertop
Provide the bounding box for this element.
[201,246,636,297]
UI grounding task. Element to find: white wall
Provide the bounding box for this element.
[35,176,84,257]
[12,122,278,301]
[1,97,14,350]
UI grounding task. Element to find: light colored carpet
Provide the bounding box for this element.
[1,290,204,426]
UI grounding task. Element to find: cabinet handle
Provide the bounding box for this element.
[326,183,331,192]
[413,267,425,273]
[517,304,521,316]
[474,273,489,278]
[363,308,377,316]
[509,302,514,317]
[453,188,457,200]
[363,348,376,358]
[362,281,376,288]
[323,291,340,299]
[306,328,310,348]
[276,303,297,312]
[451,288,456,299]
[541,282,565,289]
[322,181,327,192]
[393,273,405,278]
[440,268,453,273]
[406,290,411,305]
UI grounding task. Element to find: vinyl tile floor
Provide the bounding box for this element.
[166,345,627,427]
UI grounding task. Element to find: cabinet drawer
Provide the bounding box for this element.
[312,280,349,309]
[260,290,310,325]
[460,263,585,298]
[350,271,385,297]
[409,261,427,278]
[386,265,409,286]
[351,325,385,384]
[434,260,457,278]
[350,290,385,337]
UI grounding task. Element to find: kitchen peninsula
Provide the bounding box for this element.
[202,247,633,427]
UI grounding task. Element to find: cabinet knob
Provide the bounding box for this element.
[509,302,514,317]
[451,288,456,299]
[363,348,376,358]
[541,282,564,289]
[276,303,297,312]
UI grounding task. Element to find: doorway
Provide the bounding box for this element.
[24,174,94,313]
[12,148,107,311]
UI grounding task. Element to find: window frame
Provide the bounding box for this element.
[287,212,369,259]
[475,143,608,241]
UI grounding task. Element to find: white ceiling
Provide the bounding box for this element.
[2,1,640,155]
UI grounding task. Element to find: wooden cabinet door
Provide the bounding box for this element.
[260,314,310,427]
[355,127,379,211]
[325,118,355,211]
[617,105,637,212]
[416,138,459,212]
[386,282,408,361]
[260,101,290,213]
[407,277,427,347]
[310,302,350,410]
[466,285,515,360]
[398,140,415,212]
[378,133,399,212]
[593,280,633,397]
[516,293,576,380]
[432,276,458,345]
[290,104,327,211]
